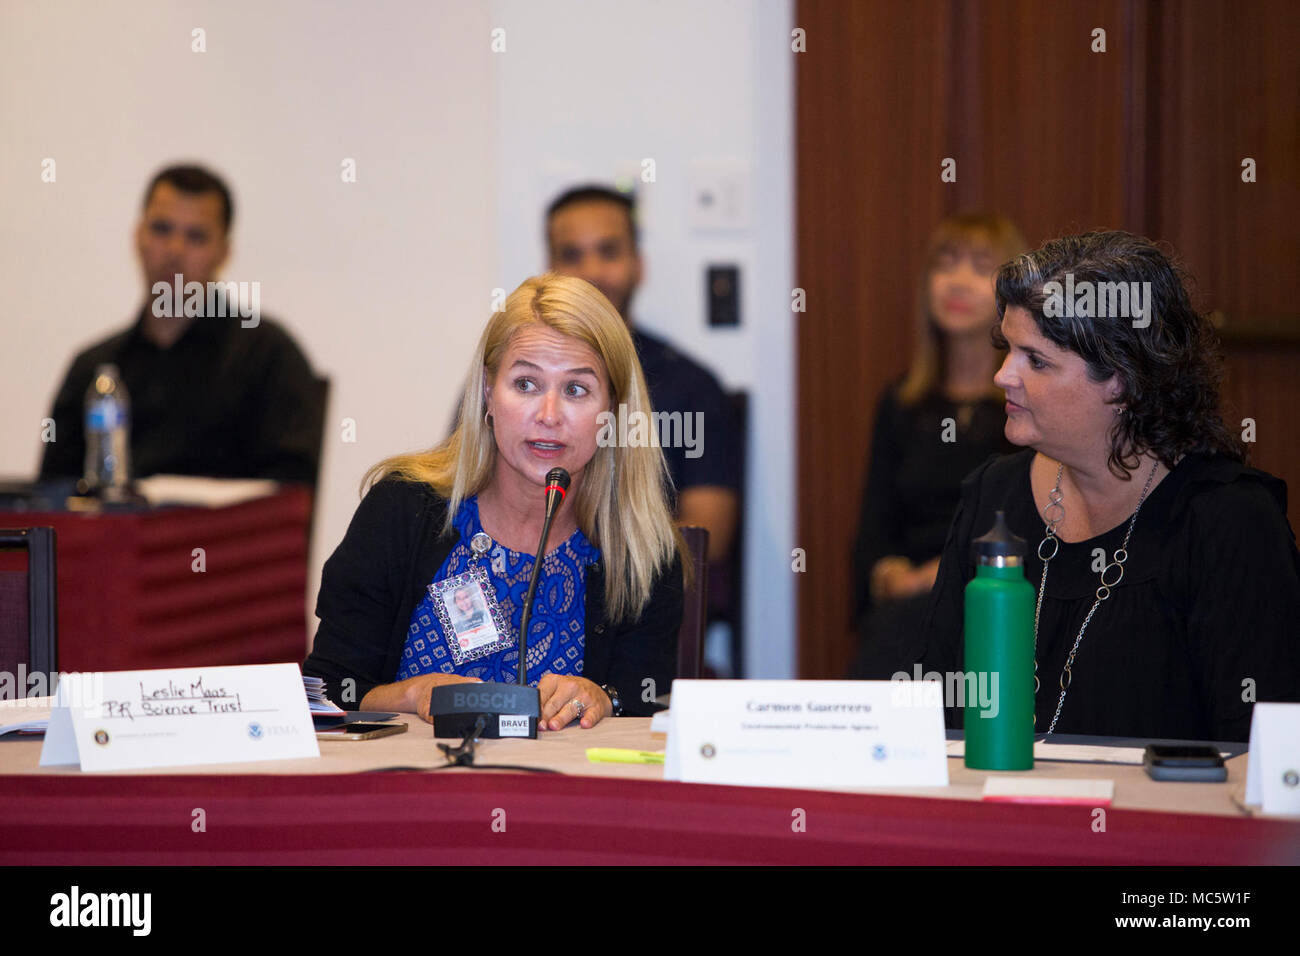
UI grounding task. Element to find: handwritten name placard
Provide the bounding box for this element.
[39,664,318,771]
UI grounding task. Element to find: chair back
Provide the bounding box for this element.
[676,526,709,679]
[307,375,331,487]
[0,527,57,680]
[707,390,747,675]
[306,375,331,547]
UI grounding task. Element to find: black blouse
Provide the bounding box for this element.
[302,477,683,716]
[919,449,1300,742]
[852,383,1015,623]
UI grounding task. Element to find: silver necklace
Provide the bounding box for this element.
[1034,459,1159,735]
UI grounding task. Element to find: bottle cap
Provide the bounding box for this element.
[971,510,1026,565]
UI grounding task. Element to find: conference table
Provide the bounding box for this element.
[2,713,1296,866]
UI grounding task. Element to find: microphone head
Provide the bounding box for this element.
[545,468,571,493]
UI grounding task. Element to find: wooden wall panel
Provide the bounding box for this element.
[1149,1,1300,322]
[796,0,954,680]
[963,0,1139,238]
[1147,1,1300,527]
[1222,348,1300,531]
[796,0,1298,679]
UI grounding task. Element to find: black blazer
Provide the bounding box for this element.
[303,477,683,716]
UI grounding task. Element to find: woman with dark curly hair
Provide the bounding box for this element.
[917,231,1300,742]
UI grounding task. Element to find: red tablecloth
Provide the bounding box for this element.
[2,771,1296,866]
[2,487,311,673]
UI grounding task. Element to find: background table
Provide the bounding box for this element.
[2,715,1296,865]
[0,487,312,672]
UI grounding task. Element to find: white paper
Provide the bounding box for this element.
[983,777,1115,803]
[664,680,948,790]
[1246,703,1300,815]
[39,664,318,771]
[135,474,279,508]
[949,739,1139,765]
[0,721,48,736]
[0,696,52,735]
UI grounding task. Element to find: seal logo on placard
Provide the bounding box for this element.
[700,743,716,759]
[247,722,264,740]
[93,729,109,746]
[871,744,889,761]
[1283,770,1299,788]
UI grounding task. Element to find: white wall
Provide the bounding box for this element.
[0,0,498,638]
[492,0,795,677]
[1,0,795,678]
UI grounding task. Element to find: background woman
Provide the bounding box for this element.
[850,212,1026,678]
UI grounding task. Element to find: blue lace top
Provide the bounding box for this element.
[397,495,601,685]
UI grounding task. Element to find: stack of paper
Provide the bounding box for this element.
[0,697,52,737]
[303,675,345,717]
[0,719,48,737]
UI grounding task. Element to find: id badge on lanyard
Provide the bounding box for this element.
[428,532,514,665]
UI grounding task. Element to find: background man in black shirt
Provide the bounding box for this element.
[39,164,321,486]
[545,185,740,562]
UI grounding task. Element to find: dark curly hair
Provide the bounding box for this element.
[993,230,1244,479]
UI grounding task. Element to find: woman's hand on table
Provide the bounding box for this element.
[537,673,612,730]
[413,673,483,723]
[357,673,483,724]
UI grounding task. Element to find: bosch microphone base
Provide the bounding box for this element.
[430,682,541,739]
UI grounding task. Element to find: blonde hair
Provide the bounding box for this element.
[364,273,685,622]
[898,212,1028,406]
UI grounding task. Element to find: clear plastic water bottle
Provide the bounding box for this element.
[83,363,132,499]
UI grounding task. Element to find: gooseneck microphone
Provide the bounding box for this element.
[518,468,571,686]
[428,467,570,742]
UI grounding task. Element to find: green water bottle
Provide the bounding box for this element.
[964,510,1035,770]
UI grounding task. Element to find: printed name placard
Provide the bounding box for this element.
[663,680,948,789]
[39,663,319,771]
[1245,703,1300,816]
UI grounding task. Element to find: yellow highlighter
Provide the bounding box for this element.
[586,747,666,765]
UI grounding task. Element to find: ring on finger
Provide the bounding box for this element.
[570,698,584,719]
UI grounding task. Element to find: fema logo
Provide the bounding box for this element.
[871,744,888,761]
[1283,770,1299,789]
[247,722,264,740]
[700,743,716,759]
[93,729,109,746]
